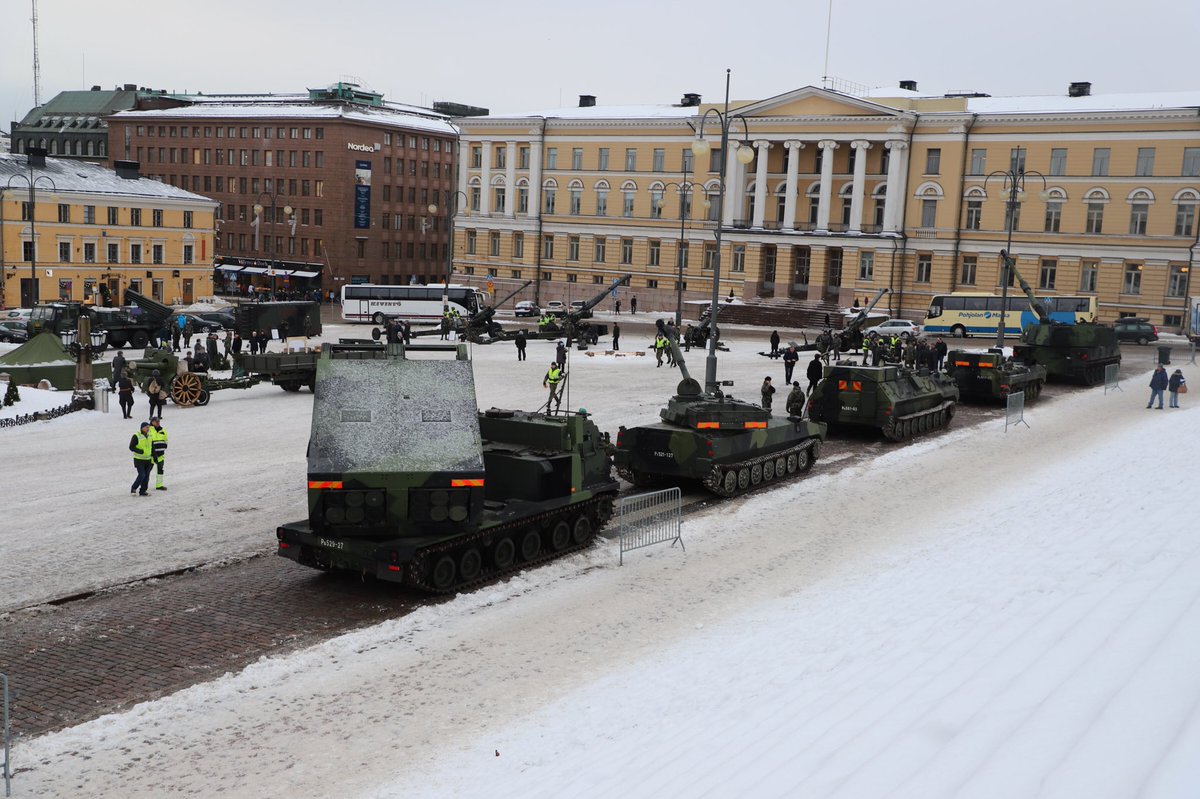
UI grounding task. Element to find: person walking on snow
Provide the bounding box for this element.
[129,421,154,496]
[1147,364,1168,409]
[149,416,169,490]
[611,323,620,351]
[806,353,824,395]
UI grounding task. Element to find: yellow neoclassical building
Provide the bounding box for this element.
[453,82,1200,330]
[1,150,217,309]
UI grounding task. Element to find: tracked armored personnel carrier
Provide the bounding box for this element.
[944,348,1047,402]
[276,339,619,593]
[807,362,959,441]
[614,322,826,497]
[996,249,1121,385]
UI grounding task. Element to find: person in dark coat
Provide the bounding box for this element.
[182,319,194,351]
[786,381,806,418]
[1168,368,1186,408]
[806,353,824,395]
[110,351,127,387]
[206,332,219,365]
[935,337,948,371]
[116,373,135,418]
[514,329,527,361]
[555,341,567,368]
[146,370,167,419]
[611,323,620,351]
[630,296,638,314]
[760,376,775,412]
[171,324,182,353]
[278,319,290,345]
[231,331,243,355]
[782,345,798,383]
[769,330,781,356]
[1148,364,1168,409]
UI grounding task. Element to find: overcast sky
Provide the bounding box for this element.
[3,0,1198,127]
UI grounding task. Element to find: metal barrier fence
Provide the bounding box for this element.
[1005,390,1029,432]
[2,672,10,797]
[0,400,88,429]
[613,487,683,565]
[1103,362,1123,394]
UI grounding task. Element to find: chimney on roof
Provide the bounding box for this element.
[113,160,141,180]
[124,83,137,91]
[899,80,918,92]
[578,94,596,108]
[1069,81,1092,97]
[28,147,47,168]
[681,92,702,107]
[90,85,101,91]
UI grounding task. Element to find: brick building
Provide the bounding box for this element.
[107,83,461,295]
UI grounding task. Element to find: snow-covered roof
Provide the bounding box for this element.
[0,153,216,203]
[965,90,1200,115]
[482,104,701,121]
[113,103,457,136]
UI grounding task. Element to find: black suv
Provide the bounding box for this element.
[1113,317,1158,345]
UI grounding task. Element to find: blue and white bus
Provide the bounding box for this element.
[340,284,489,325]
[922,293,1097,338]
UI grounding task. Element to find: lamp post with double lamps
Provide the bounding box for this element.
[688,69,755,395]
[6,151,57,308]
[985,147,1047,349]
[253,190,295,296]
[655,164,695,328]
[427,190,470,313]
[60,315,107,400]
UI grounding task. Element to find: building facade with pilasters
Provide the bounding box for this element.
[453,85,1200,330]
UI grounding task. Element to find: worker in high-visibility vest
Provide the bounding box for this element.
[543,361,565,413]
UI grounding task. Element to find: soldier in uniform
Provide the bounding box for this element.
[786,381,806,418]
[760,376,775,412]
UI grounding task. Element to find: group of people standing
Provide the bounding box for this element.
[128,416,168,496]
[1148,365,1187,409]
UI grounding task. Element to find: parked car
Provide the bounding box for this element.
[868,319,922,338]
[0,321,30,343]
[193,310,237,329]
[167,312,225,334]
[514,301,540,318]
[1113,317,1158,344]
[545,300,566,316]
[569,300,593,318]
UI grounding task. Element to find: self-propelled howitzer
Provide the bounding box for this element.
[538,274,631,345]
[818,287,890,355]
[614,320,826,496]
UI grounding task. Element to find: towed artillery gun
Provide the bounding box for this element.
[398,281,534,344]
[127,346,318,407]
[816,287,890,356]
[1001,249,1120,385]
[536,275,631,347]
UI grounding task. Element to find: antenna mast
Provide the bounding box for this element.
[32,0,42,106]
[821,0,833,89]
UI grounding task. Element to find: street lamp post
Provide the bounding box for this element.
[689,69,755,395]
[657,163,693,328]
[253,190,295,297]
[985,147,1046,349]
[60,314,107,401]
[6,150,57,308]
[427,190,470,312]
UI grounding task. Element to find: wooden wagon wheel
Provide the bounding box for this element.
[171,372,204,407]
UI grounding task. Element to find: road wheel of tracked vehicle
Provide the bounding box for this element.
[548,520,572,552]
[129,330,150,348]
[795,446,812,474]
[774,457,787,479]
[722,470,737,495]
[572,515,592,546]
[458,548,482,583]
[492,537,516,570]
[750,463,763,486]
[519,529,542,562]
[786,453,798,474]
[737,467,750,491]
[918,415,928,434]
[762,459,775,481]
[430,555,456,591]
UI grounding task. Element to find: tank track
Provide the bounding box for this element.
[882,399,956,442]
[403,493,617,594]
[700,438,822,498]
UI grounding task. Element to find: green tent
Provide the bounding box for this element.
[0,332,112,390]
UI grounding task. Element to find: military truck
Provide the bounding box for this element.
[944,348,1047,402]
[999,250,1121,385]
[237,301,322,340]
[28,288,171,349]
[614,320,826,496]
[276,339,619,593]
[807,362,959,442]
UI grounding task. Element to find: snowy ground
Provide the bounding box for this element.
[5,322,1199,798]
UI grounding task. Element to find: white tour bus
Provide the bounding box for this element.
[340,284,489,325]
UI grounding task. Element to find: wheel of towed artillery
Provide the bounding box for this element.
[492,536,516,570]
[786,453,798,474]
[548,520,572,552]
[737,467,751,491]
[722,470,737,495]
[171,372,204,407]
[750,463,763,486]
[430,555,456,591]
[572,515,592,545]
[519,529,542,561]
[196,389,210,407]
[763,459,775,481]
[458,548,482,583]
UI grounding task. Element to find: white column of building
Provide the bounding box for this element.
[883,140,909,233]
[751,140,772,229]
[528,139,542,219]
[504,141,517,218]
[722,143,744,227]
[848,140,871,234]
[783,141,803,231]
[479,140,492,215]
[457,139,470,211]
[816,140,839,232]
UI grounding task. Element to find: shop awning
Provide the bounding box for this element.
[240,266,268,274]
[291,270,320,278]
[216,264,243,272]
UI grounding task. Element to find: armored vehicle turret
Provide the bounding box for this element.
[998,249,1121,385]
[276,339,619,593]
[614,321,826,496]
[945,348,1047,401]
[807,362,959,441]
